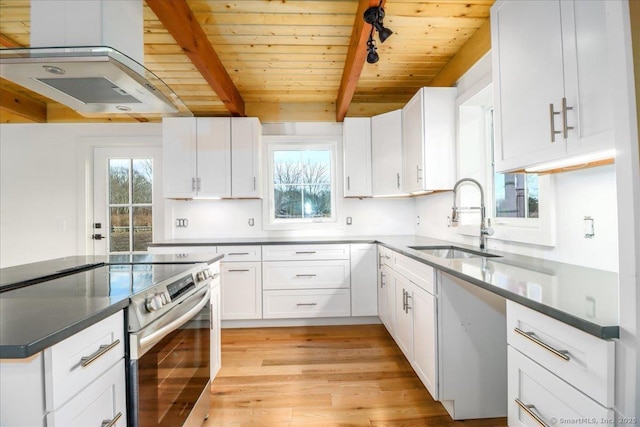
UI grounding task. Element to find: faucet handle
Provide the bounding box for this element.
[483,218,494,236]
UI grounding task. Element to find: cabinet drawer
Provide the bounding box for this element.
[262,244,350,261]
[508,347,614,426]
[378,245,393,267]
[218,245,261,262]
[44,311,124,411]
[392,252,435,294]
[506,301,614,407]
[263,260,350,290]
[263,289,351,319]
[221,262,262,320]
[47,359,126,427]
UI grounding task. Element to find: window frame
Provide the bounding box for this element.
[262,135,343,230]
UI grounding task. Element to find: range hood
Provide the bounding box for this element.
[0,46,191,117]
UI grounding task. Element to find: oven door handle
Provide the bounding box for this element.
[138,287,211,355]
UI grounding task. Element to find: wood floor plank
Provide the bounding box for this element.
[206,324,507,427]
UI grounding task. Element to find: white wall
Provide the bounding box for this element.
[0,123,162,268]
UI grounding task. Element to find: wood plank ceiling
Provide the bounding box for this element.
[0,0,493,123]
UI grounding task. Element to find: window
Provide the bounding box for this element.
[108,158,153,252]
[494,172,539,218]
[264,138,339,229]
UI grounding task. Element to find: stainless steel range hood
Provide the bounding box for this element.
[0,46,191,117]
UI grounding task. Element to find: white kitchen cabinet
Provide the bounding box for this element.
[262,244,350,261]
[263,260,350,290]
[263,288,351,319]
[231,117,262,198]
[221,261,262,320]
[350,244,378,317]
[402,87,457,193]
[343,117,372,197]
[411,283,438,400]
[508,347,614,426]
[381,264,396,335]
[46,360,126,427]
[162,117,231,198]
[491,0,614,172]
[394,273,413,360]
[371,109,404,196]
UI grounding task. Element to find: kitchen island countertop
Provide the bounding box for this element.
[151,235,619,339]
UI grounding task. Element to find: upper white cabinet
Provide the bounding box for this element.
[371,109,404,196]
[342,117,372,197]
[402,87,457,193]
[491,0,614,172]
[231,117,262,198]
[163,117,231,198]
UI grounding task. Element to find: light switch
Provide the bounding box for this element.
[583,216,594,238]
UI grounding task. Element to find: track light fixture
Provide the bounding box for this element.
[364,0,393,52]
[366,29,379,64]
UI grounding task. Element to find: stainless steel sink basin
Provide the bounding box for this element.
[408,245,501,259]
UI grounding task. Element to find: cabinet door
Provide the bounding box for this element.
[412,285,438,400]
[561,0,614,156]
[196,118,231,198]
[371,110,403,196]
[382,266,396,335]
[47,360,126,427]
[231,117,262,198]
[394,274,413,360]
[491,0,566,172]
[343,117,372,197]
[423,88,456,190]
[221,261,262,320]
[402,89,424,193]
[163,117,197,198]
[350,244,378,316]
[378,264,388,326]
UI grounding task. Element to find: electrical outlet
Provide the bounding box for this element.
[583,216,594,238]
[248,218,255,227]
[416,215,421,226]
[346,217,353,225]
[176,218,189,228]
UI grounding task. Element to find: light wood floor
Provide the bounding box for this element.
[205,324,507,427]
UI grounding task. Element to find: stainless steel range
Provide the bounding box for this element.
[126,261,219,427]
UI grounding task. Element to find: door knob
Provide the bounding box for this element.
[91,234,104,240]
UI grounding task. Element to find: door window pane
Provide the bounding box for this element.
[133,206,153,252]
[109,159,130,204]
[110,207,130,252]
[132,159,153,204]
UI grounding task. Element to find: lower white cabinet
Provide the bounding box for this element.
[46,360,126,427]
[378,263,395,334]
[221,261,262,320]
[210,263,222,379]
[411,283,437,400]
[506,301,616,426]
[263,289,351,319]
[263,260,350,290]
[394,273,413,360]
[350,244,377,316]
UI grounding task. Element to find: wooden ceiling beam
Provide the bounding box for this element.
[145,0,245,116]
[336,0,385,122]
[0,34,21,48]
[428,19,491,87]
[0,86,47,123]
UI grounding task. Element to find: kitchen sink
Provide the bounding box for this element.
[408,245,501,259]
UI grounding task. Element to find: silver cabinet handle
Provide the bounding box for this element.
[405,293,412,313]
[402,289,407,312]
[296,303,318,306]
[347,176,351,191]
[197,177,201,191]
[515,399,549,427]
[228,252,250,256]
[549,103,561,142]
[101,412,123,427]
[228,269,250,272]
[396,172,400,188]
[385,255,391,260]
[296,274,317,277]
[80,339,120,368]
[380,271,386,288]
[562,97,574,138]
[416,165,422,182]
[192,177,196,191]
[253,176,257,191]
[513,327,570,361]
[296,251,317,254]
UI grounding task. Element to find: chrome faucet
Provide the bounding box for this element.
[450,178,493,250]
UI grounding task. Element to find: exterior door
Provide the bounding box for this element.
[93,147,163,255]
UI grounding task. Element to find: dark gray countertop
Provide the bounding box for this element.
[0,254,224,358]
[152,235,619,339]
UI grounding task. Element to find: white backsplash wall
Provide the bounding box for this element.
[415,164,619,272]
[166,197,416,239]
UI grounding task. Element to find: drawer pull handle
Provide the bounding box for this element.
[296,251,317,254]
[513,328,570,361]
[515,398,549,427]
[296,303,318,306]
[296,274,317,277]
[228,252,250,256]
[101,411,123,427]
[228,269,250,272]
[80,339,120,368]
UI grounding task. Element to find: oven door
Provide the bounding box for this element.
[129,286,211,427]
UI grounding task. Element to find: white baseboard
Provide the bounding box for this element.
[221,316,381,329]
